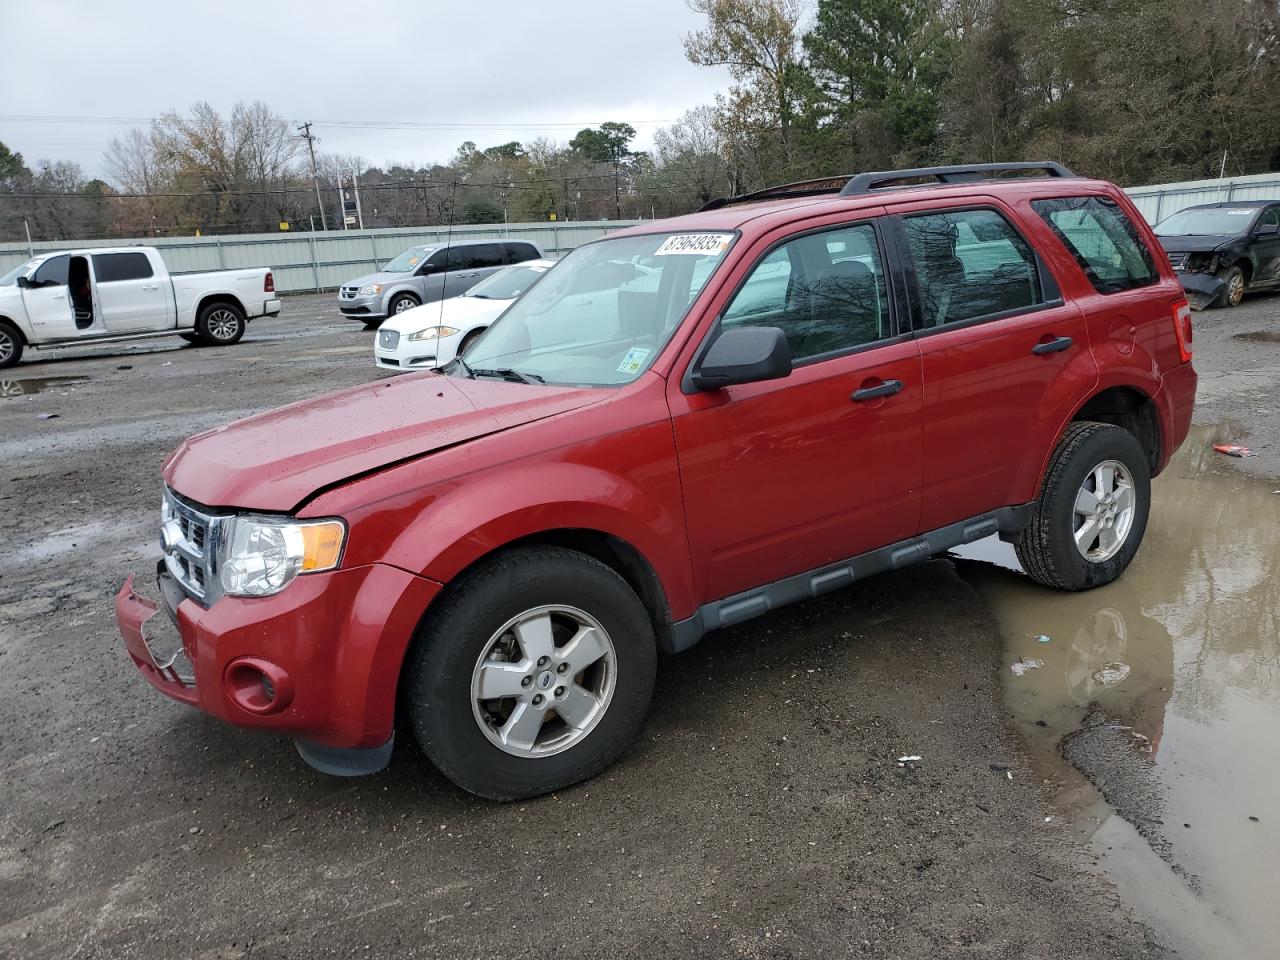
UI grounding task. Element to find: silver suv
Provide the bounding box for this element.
[338,239,544,326]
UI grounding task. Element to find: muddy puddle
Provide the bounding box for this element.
[0,376,90,399]
[953,425,1279,959]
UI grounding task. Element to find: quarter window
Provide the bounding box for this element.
[721,222,891,361]
[92,252,153,282]
[1032,196,1158,294]
[902,209,1044,328]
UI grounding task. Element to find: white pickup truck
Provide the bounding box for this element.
[0,246,280,368]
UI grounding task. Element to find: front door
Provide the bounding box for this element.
[669,218,924,602]
[890,202,1098,530]
[1251,206,1280,284]
[20,254,81,339]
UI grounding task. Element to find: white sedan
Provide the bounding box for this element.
[373,259,554,371]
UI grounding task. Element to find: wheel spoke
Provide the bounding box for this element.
[513,613,555,663]
[1074,515,1101,553]
[499,701,544,751]
[1095,464,1115,497]
[1113,483,1134,514]
[1075,486,1100,515]
[475,660,528,700]
[559,624,609,674]
[1096,524,1118,556]
[555,684,599,730]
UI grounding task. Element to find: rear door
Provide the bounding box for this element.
[889,199,1096,531]
[93,251,173,332]
[668,214,924,602]
[444,244,506,298]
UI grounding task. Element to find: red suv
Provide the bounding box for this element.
[116,163,1196,799]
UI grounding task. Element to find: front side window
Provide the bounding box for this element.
[1259,207,1280,230]
[31,255,70,287]
[903,208,1043,328]
[457,231,734,387]
[721,222,890,361]
[92,252,153,282]
[1033,196,1158,294]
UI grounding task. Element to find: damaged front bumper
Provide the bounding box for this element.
[1177,270,1225,311]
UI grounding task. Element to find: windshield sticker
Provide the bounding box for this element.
[654,233,734,257]
[1225,210,1253,215]
[408,256,420,265]
[530,265,548,272]
[616,347,651,375]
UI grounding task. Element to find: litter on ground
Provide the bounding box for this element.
[1213,443,1255,458]
[1011,658,1045,676]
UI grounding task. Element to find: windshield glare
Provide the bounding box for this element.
[382,246,434,273]
[456,231,735,387]
[467,263,549,300]
[0,259,37,286]
[1156,207,1257,237]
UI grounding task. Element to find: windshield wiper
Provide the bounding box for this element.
[471,367,545,385]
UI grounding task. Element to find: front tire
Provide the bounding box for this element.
[1213,265,1246,308]
[1015,421,1151,591]
[405,546,657,800]
[388,293,420,317]
[195,302,246,346]
[0,321,23,369]
[457,327,485,357]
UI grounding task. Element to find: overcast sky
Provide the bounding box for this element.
[1,0,732,183]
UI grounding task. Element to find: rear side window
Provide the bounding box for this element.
[93,252,153,282]
[1032,196,1157,294]
[722,221,891,361]
[505,242,540,263]
[465,244,505,269]
[902,208,1044,328]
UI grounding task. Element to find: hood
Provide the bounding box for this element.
[343,270,414,288]
[1155,234,1236,254]
[164,374,602,512]
[383,294,509,334]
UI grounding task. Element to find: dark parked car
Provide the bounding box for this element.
[1155,200,1280,308]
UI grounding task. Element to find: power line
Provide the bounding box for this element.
[0,113,677,130]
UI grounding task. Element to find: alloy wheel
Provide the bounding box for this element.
[206,309,241,341]
[1227,272,1245,306]
[470,604,617,758]
[1073,459,1136,562]
[394,298,416,314]
[0,329,14,364]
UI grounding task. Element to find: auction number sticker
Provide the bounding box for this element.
[654,233,734,256]
[616,347,651,374]
[1225,209,1253,215]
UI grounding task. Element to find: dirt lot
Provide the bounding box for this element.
[1,291,1275,959]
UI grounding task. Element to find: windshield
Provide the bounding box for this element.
[1156,207,1257,237]
[467,263,550,300]
[454,231,735,387]
[0,259,38,286]
[382,246,434,273]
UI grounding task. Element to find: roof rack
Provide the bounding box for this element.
[840,161,1076,195]
[698,161,1076,211]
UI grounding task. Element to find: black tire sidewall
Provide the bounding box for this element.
[196,303,246,345]
[1039,426,1151,589]
[1215,265,1244,308]
[457,328,484,357]
[407,547,657,800]
[0,322,22,368]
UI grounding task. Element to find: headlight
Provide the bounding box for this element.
[407,326,460,341]
[1185,253,1216,273]
[218,517,346,598]
[358,283,382,296]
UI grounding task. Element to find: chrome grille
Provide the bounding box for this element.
[1167,252,1188,271]
[379,329,400,349]
[161,488,226,606]
[339,285,360,300]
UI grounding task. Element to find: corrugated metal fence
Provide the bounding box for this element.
[3,172,1278,293]
[0,220,639,294]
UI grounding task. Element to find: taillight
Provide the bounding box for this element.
[264,271,275,293]
[1171,299,1193,363]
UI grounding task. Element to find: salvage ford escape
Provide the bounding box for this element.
[116,162,1197,800]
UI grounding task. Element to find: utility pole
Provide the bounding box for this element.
[337,172,349,230]
[351,167,365,229]
[297,121,327,231]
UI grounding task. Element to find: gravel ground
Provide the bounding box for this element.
[4,288,1273,959]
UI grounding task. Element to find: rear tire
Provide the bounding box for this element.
[1015,421,1150,591]
[0,321,23,369]
[405,546,657,800]
[195,302,246,346]
[1213,265,1245,308]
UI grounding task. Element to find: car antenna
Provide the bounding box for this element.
[437,178,457,330]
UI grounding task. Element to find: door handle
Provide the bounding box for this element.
[851,379,904,402]
[1032,336,1073,355]
[52,293,66,300]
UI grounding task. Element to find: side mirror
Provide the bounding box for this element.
[691,325,791,391]
[16,275,32,289]
[1255,223,1279,238]
[416,263,438,275]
